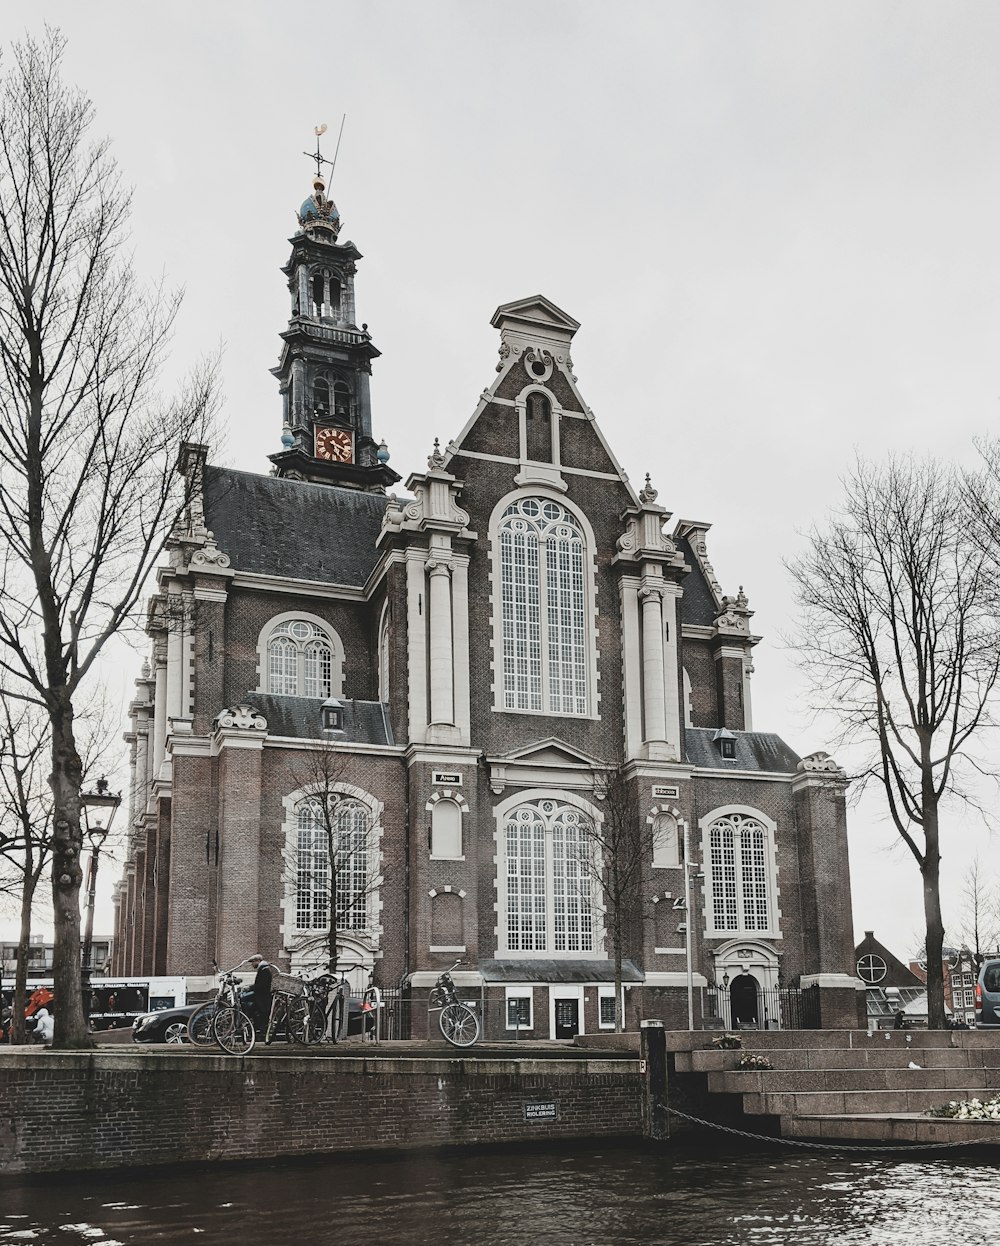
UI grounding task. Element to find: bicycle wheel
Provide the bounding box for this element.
[286,997,309,1044]
[214,1007,255,1055]
[308,1000,327,1043]
[439,1002,479,1048]
[330,991,346,1043]
[264,997,283,1046]
[187,1001,218,1047]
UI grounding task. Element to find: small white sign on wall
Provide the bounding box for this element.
[652,784,679,799]
[432,771,463,785]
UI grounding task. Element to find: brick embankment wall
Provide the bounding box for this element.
[0,1051,642,1175]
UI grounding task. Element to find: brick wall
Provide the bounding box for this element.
[0,1052,642,1175]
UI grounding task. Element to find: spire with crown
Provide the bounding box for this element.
[268,125,399,493]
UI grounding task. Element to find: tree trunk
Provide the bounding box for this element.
[48,698,89,1048]
[613,914,624,1033]
[922,801,946,1030]
[12,874,37,1045]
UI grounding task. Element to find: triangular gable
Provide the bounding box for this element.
[490,294,581,334]
[499,737,600,767]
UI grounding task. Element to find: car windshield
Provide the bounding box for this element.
[983,965,1000,993]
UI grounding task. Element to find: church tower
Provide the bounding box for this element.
[269,159,399,490]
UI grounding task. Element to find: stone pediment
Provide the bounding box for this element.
[486,737,599,794]
[490,295,581,335]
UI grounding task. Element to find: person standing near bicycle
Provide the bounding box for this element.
[246,955,273,1031]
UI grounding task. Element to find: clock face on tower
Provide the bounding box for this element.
[315,426,354,463]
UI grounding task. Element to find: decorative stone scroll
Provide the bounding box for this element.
[213,705,267,732]
[797,751,845,776]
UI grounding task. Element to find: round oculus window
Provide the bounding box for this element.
[857,954,887,984]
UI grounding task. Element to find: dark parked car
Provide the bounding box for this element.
[132,1004,198,1044]
[975,959,1000,1028]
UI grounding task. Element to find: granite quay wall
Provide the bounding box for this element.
[0,1050,643,1175]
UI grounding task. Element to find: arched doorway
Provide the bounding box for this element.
[729,971,760,1028]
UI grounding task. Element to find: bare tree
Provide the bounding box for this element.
[0,698,52,1043]
[788,455,1000,1029]
[0,31,218,1045]
[958,857,1000,966]
[285,744,382,978]
[573,759,652,1032]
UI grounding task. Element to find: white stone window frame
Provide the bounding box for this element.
[488,488,600,720]
[597,984,624,1029]
[505,985,534,1031]
[426,788,469,861]
[278,781,384,957]
[492,788,606,960]
[256,610,345,698]
[699,805,781,941]
[377,600,390,703]
[648,803,686,870]
[516,382,561,468]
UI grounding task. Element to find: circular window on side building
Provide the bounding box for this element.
[857,954,888,984]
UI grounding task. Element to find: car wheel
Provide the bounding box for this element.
[164,1021,188,1044]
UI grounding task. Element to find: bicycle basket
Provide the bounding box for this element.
[270,972,305,997]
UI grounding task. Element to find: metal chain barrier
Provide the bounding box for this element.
[666,1107,993,1153]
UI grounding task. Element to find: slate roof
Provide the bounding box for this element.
[674,533,720,627]
[684,728,801,773]
[480,959,644,983]
[204,466,390,586]
[243,693,394,746]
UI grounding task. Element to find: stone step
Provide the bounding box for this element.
[781,1113,1000,1146]
[667,1029,994,1053]
[676,1047,999,1074]
[742,1086,985,1117]
[709,1066,996,1095]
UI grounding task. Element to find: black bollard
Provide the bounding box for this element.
[640,1019,669,1141]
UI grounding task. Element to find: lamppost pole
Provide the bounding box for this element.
[80,778,121,1023]
[683,823,694,1030]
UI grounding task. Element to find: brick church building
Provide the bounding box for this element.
[111,166,862,1036]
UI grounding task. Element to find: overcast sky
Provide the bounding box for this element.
[5,1,1000,962]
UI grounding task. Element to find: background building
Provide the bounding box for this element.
[111,168,862,1037]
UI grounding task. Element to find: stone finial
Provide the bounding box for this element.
[427,437,446,470]
[141,658,151,680]
[639,474,658,505]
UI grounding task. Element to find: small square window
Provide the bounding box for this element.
[599,995,617,1027]
[506,995,531,1029]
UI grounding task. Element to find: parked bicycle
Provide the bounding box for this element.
[264,971,310,1045]
[186,963,256,1055]
[428,960,479,1048]
[304,965,380,1044]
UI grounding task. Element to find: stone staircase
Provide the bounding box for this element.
[668,1029,1000,1145]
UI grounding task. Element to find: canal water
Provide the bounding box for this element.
[1,1140,999,1245]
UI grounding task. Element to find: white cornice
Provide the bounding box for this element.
[261,735,404,758]
[450,447,623,482]
[691,767,795,783]
[231,570,366,601]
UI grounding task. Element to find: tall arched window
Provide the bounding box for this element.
[499,497,588,714]
[652,813,680,868]
[503,799,594,954]
[333,381,351,422]
[378,608,390,702]
[525,392,553,463]
[295,796,371,933]
[705,811,775,935]
[267,619,334,697]
[431,799,462,859]
[314,376,330,416]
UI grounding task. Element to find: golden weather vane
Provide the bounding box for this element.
[304,117,346,182]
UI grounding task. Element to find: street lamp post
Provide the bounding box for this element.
[80,778,121,1021]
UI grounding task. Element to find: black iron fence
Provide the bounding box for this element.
[373,982,822,1041]
[704,985,821,1031]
